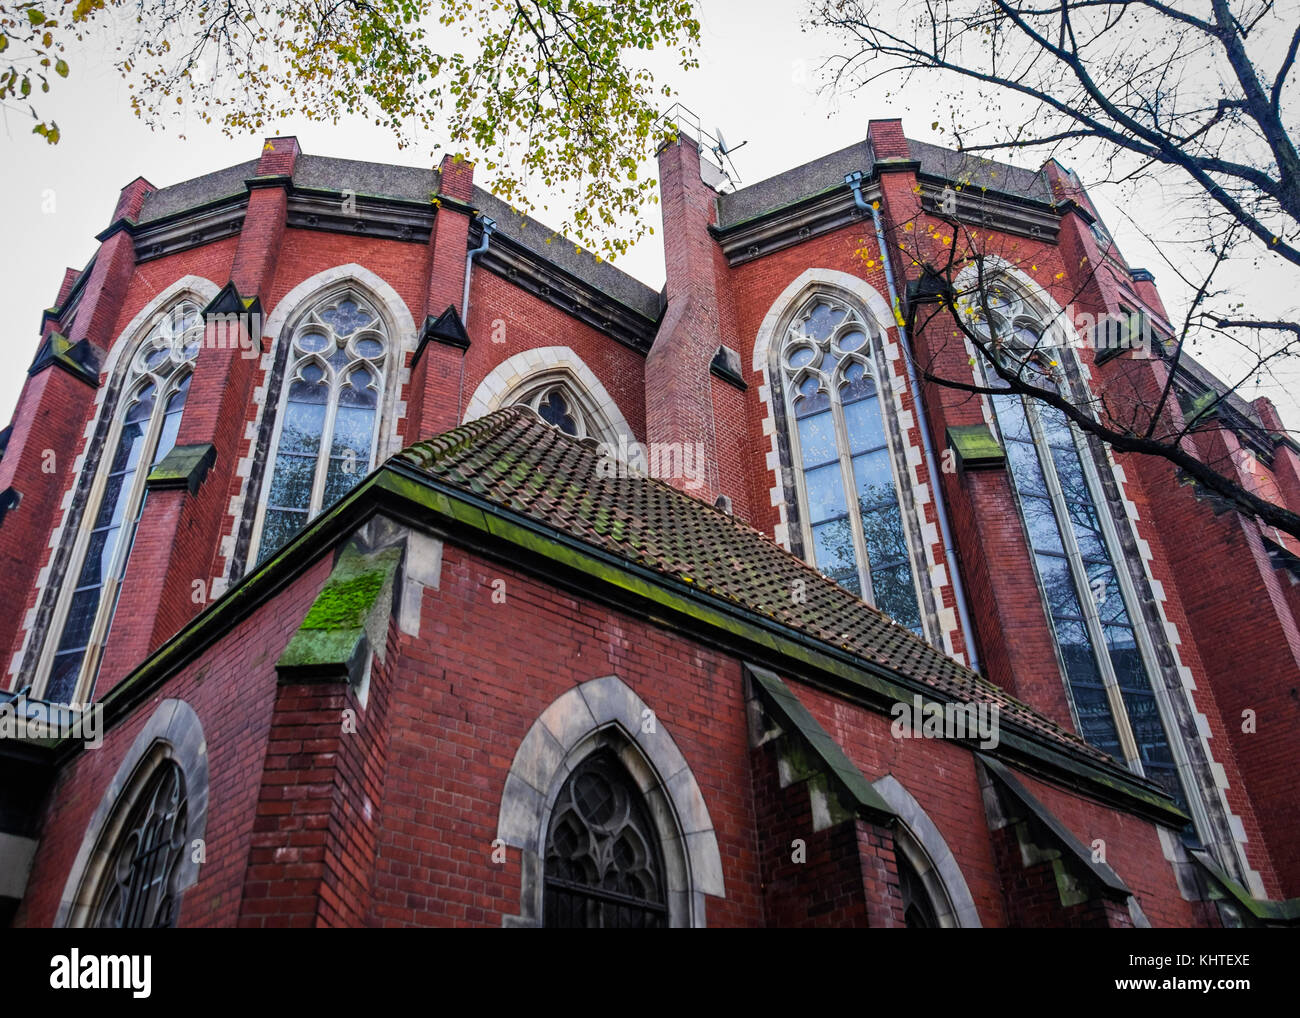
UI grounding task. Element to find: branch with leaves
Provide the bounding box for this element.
[2,0,700,257]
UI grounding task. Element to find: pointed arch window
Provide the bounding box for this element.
[40,302,201,705]
[89,757,188,928]
[543,750,667,928]
[257,292,389,563]
[977,283,1186,809]
[514,380,592,439]
[779,294,924,634]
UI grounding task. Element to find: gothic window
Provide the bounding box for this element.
[256,292,389,563]
[516,382,588,438]
[779,294,924,634]
[89,758,188,928]
[898,850,940,929]
[978,284,1187,809]
[41,301,201,705]
[543,750,667,928]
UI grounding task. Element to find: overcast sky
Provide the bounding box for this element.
[2,0,1295,433]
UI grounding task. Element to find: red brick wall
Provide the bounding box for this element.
[12,528,1212,926]
[5,238,240,679]
[463,269,648,442]
[750,740,904,927]
[13,555,332,928]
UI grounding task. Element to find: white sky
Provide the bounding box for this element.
[1,0,1295,432]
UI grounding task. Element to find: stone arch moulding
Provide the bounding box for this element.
[950,255,1076,349]
[462,345,634,446]
[219,263,417,582]
[261,263,417,461]
[872,774,982,928]
[496,674,725,928]
[8,276,221,689]
[749,269,897,553]
[54,698,209,927]
[751,268,895,376]
[98,274,224,384]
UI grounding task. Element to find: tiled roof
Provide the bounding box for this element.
[394,405,1114,765]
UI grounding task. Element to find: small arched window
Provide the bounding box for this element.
[779,293,924,633]
[543,750,667,928]
[88,757,188,928]
[40,301,201,705]
[256,291,389,563]
[514,380,595,439]
[977,281,1187,810]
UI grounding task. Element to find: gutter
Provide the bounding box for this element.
[457,214,496,422]
[846,171,982,675]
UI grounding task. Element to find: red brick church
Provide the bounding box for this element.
[1,120,1297,927]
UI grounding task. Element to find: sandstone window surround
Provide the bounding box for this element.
[57,699,209,928]
[974,279,1188,813]
[777,291,927,636]
[497,675,725,928]
[35,301,201,705]
[252,289,390,565]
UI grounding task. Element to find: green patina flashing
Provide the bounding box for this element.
[146,443,216,494]
[1190,849,1300,923]
[947,424,1005,471]
[276,542,401,682]
[747,663,895,821]
[30,333,98,387]
[376,465,1180,820]
[980,753,1132,895]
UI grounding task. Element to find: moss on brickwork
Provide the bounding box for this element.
[276,543,401,677]
[301,569,386,632]
[946,423,1005,470]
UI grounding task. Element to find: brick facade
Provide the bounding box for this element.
[2,124,1298,927]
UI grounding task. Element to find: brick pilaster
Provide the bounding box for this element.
[405,155,474,442]
[98,139,298,690]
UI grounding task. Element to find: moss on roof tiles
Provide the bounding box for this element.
[393,406,1112,765]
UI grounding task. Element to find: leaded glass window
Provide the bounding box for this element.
[257,293,388,562]
[42,302,200,705]
[90,759,188,928]
[543,751,667,928]
[979,286,1186,808]
[516,382,588,438]
[780,294,924,634]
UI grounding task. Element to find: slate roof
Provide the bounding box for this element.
[716,140,874,228]
[137,160,260,223]
[394,405,1117,766]
[473,188,663,320]
[715,136,1053,229]
[127,152,659,321]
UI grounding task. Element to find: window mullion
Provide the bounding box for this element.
[784,378,823,570]
[1026,399,1143,769]
[312,386,342,516]
[75,382,169,702]
[832,391,874,604]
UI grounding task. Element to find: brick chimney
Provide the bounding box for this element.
[866,119,909,162]
[645,135,726,499]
